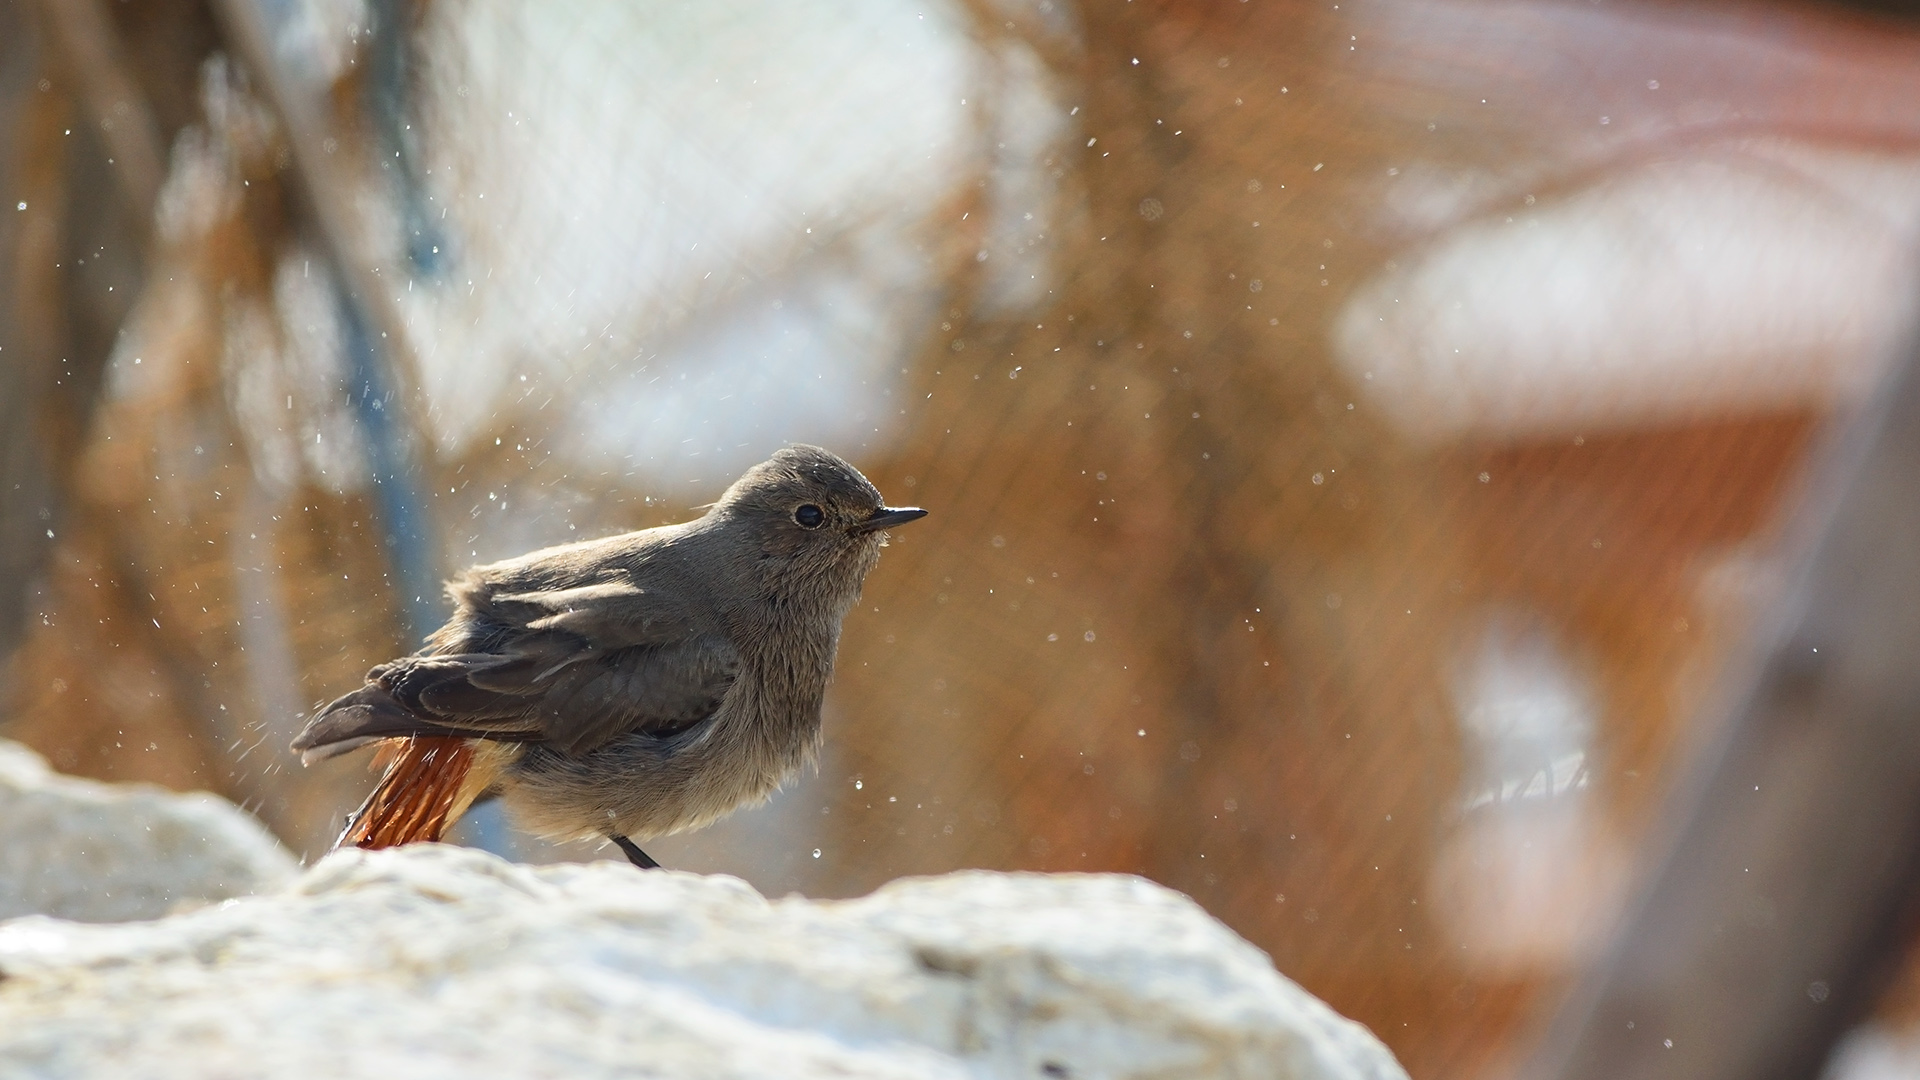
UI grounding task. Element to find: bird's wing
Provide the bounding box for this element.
[293,574,739,761]
[505,633,739,756]
[479,579,697,652]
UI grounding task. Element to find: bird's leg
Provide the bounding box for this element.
[609,834,660,869]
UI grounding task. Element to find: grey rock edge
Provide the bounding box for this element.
[0,842,1410,1080]
[0,738,297,923]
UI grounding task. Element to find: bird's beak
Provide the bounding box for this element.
[854,506,928,534]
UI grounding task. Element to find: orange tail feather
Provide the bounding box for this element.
[338,736,475,850]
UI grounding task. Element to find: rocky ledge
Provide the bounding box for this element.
[0,740,1406,1080]
[0,739,294,923]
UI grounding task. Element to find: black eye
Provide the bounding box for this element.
[794,504,825,529]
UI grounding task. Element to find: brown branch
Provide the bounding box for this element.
[205,0,429,417]
[30,0,165,228]
[1524,321,1920,1079]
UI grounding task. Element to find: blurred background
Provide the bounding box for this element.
[4,0,1920,1075]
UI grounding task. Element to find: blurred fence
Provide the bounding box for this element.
[4,0,1920,1076]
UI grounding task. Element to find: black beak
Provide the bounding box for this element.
[854,506,929,534]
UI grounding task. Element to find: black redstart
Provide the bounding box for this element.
[291,445,926,868]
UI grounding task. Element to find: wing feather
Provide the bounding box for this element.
[294,562,738,761]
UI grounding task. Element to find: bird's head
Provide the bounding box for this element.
[713,445,926,600]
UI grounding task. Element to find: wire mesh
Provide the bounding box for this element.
[4,0,1920,1076]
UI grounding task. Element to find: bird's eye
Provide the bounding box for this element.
[794,504,825,529]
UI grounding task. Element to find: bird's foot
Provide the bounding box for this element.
[609,834,660,869]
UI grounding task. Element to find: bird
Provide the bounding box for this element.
[291,445,927,869]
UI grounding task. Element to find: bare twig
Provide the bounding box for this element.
[206,0,427,410]
[30,0,165,225]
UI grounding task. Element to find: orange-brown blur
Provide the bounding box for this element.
[4,1,1920,1076]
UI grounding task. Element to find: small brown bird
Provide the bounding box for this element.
[292,445,926,868]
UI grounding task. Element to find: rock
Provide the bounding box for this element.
[0,738,297,923]
[0,844,1407,1080]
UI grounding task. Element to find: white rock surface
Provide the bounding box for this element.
[0,844,1407,1080]
[0,738,297,923]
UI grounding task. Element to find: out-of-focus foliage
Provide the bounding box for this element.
[4,0,1920,1076]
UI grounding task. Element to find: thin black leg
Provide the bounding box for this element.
[609,834,660,869]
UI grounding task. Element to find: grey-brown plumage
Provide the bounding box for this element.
[292,445,925,863]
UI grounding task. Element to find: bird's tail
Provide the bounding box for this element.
[336,736,490,850]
